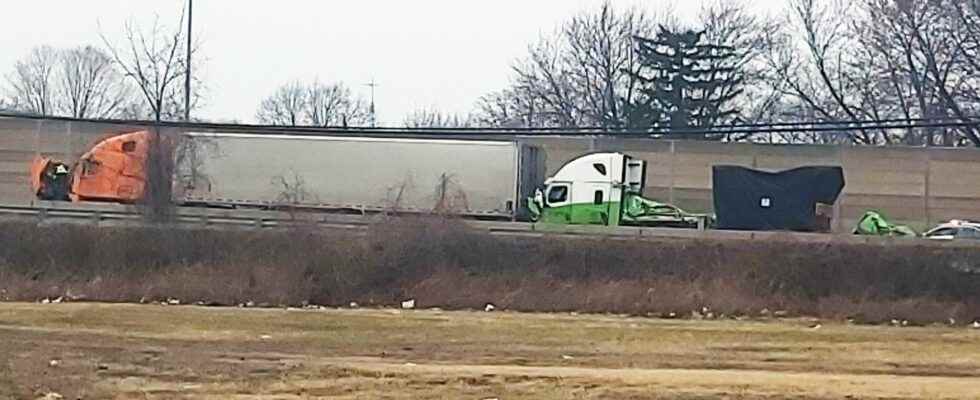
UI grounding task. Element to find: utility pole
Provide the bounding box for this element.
[184,0,193,122]
[365,78,378,128]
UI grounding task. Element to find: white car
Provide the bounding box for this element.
[923,220,980,241]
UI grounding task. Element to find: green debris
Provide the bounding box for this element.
[622,193,712,228]
[854,211,917,237]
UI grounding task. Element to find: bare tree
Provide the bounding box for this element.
[57,46,132,119]
[99,8,205,218]
[255,80,369,127]
[780,0,882,143]
[764,0,980,146]
[4,45,136,119]
[403,108,473,128]
[306,81,368,127]
[101,10,203,122]
[892,0,980,146]
[480,1,772,134]
[475,88,545,128]
[698,2,784,133]
[478,2,656,128]
[5,46,58,115]
[256,81,307,126]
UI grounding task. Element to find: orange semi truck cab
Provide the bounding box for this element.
[31,131,152,203]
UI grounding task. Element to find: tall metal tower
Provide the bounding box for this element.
[365,78,378,128]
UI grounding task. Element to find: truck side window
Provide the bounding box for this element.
[594,190,603,205]
[593,163,607,176]
[82,159,100,176]
[547,185,568,204]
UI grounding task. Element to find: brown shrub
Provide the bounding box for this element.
[1,217,979,324]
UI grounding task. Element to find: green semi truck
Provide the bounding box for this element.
[528,152,708,228]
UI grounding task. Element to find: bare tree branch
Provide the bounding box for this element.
[255,80,368,127]
[403,108,474,128]
[4,46,58,115]
[100,9,203,122]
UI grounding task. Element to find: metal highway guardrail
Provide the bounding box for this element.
[1,201,978,249]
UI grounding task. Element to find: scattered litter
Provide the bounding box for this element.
[561,354,575,360]
[404,362,416,367]
[52,297,63,304]
[48,359,60,367]
[972,321,980,329]
[37,392,63,400]
[810,323,822,330]
[666,312,677,319]
[481,397,500,400]
[401,299,416,310]
[40,298,50,304]
[569,312,579,316]
[429,307,443,312]
[690,310,704,320]
[760,308,771,316]
[97,364,109,371]
[166,298,180,306]
[240,300,255,308]
[484,303,496,312]
[259,334,272,340]
[902,320,909,327]
[63,290,85,302]
[890,319,901,326]
[349,302,359,309]
[948,318,957,326]
[773,310,789,317]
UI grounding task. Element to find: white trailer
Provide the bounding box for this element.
[173,132,544,220]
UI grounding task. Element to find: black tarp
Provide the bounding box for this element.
[712,165,845,232]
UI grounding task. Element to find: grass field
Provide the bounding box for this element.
[0,303,978,399]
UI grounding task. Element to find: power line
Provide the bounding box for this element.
[2,111,980,139]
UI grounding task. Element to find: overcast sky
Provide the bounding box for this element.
[1,1,783,125]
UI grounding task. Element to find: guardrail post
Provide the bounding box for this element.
[37,207,48,223]
[92,211,102,225]
[200,213,210,226]
[254,217,263,228]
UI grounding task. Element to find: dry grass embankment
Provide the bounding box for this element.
[1,303,978,399]
[1,217,978,324]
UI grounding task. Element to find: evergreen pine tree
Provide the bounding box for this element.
[629,25,744,135]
